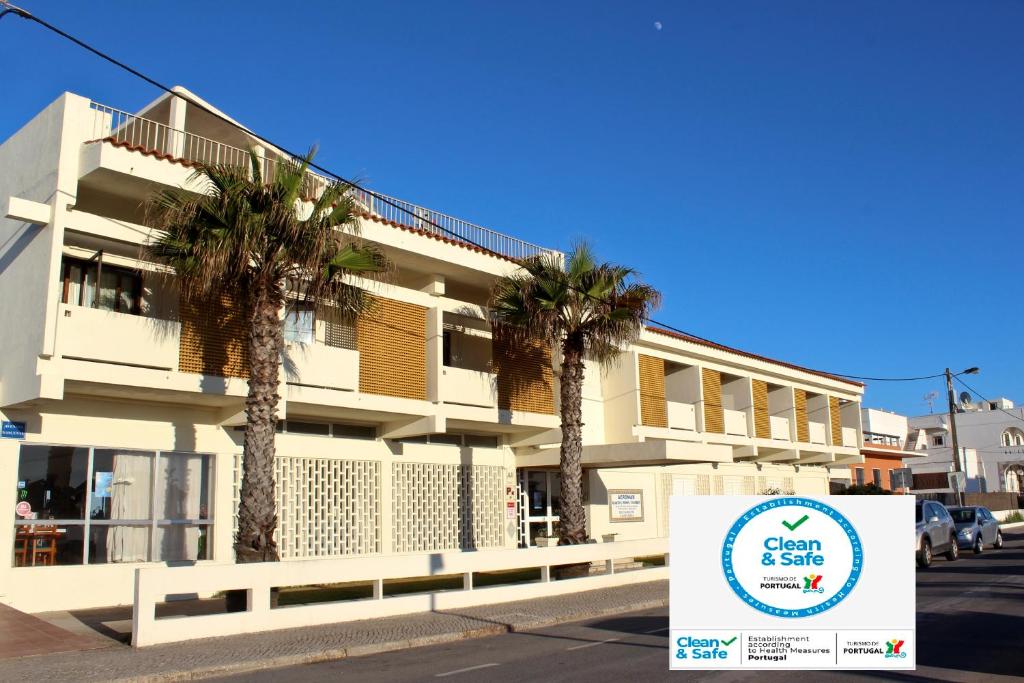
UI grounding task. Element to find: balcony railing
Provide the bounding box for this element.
[88,101,559,261]
[863,431,902,448]
[666,401,696,431]
[808,421,827,445]
[769,415,790,440]
[724,408,748,437]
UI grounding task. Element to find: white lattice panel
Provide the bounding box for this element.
[757,476,795,494]
[392,462,506,553]
[231,454,381,558]
[276,457,381,558]
[660,473,712,534]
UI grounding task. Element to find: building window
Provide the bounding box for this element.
[13,444,213,567]
[60,257,141,314]
[932,435,945,447]
[855,468,865,486]
[395,433,500,448]
[283,303,315,344]
[872,468,882,486]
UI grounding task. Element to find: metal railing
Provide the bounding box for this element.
[88,101,559,261]
[863,431,902,448]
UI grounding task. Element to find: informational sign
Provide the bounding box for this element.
[15,501,32,518]
[1,421,26,439]
[609,489,644,522]
[506,501,516,519]
[670,496,914,671]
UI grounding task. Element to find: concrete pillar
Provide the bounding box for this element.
[168,95,187,159]
[427,304,444,403]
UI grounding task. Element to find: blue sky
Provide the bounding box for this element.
[2,1,1021,416]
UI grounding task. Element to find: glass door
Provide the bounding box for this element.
[519,469,560,547]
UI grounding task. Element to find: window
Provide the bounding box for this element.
[871,468,882,486]
[889,469,898,490]
[60,258,141,314]
[442,330,452,366]
[13,445,213,567]
[855,467,865,486]
[932,435,945,447]
[1003,431,1012,447]
[283,421,331,436]
[283,304,315,344]
[394,433,501,448]
[331,424,376,440]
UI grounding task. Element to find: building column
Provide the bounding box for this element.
[168,95,187,159]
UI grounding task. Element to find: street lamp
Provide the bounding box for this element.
[945,367,980,506]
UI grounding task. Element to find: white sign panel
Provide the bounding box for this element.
[670,496,915,670]
[608,489,644,522]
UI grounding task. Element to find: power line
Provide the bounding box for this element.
[953,375,1024,428]
[0,3,942,386]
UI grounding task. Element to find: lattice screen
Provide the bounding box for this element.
[638,354,668,427]
[276,457,381,558]
[231,454,382,558]
[829,396,843,446]
[752,379,770,439]
[392,462,506,553]
[713,474,756,495]
[702,368,724,433]
[492,325,555,415]
[660,473,712,535]
[357,296,427,399]
[178,292,250,378]
[794,389,810,442]
[757,476,795,494]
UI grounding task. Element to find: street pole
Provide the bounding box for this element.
[945,368,965,506]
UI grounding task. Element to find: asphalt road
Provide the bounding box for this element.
[218,531,1024,682]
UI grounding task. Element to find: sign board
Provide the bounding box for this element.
[15,501,32,518]
[947,471,966,493]
[670,496,915,670]
[608,489,644,522]
[1,421,26,439]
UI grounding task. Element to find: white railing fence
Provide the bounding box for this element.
[88,101,559,261]
[132,537,668,647]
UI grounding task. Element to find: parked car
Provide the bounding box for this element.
[948,506,1004,554]
[916,500,958,568]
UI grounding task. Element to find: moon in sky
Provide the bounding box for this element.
[654,21,663,31]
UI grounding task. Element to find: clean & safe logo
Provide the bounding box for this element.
[674,634,738,661]
[721,497,863,618]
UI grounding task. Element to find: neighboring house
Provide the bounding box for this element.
[907,397,1024,494]
[852,408,926,492]
[0,89,866,613]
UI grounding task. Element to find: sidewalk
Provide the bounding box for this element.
[1,579,669,682]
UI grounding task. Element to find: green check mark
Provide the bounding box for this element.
[721,636,737,646]
[781,514,809,531]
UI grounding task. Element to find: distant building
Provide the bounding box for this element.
[907,397,1024,494]
[854,408,925,492]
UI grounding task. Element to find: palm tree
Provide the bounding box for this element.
[146,150,389,563]
[491,243,660,545]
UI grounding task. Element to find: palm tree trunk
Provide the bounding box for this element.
[558,336,588,546]
[235,279,283,563]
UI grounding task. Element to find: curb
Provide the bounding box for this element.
[110,597,670,682]
[999,521,1024,530]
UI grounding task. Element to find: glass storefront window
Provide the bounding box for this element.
[12,445,214,567]
[15,445,89,521]
[527,472,547,515]
[90,449,154,521]
[88,523,151,564]
[156,452,211,521]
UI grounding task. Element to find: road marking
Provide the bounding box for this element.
[435,663,500,677]
[567,637,620,651]
[643,627,669,634]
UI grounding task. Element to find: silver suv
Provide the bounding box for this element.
[916,500,959,568]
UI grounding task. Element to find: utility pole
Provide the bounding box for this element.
[945,368,965,506]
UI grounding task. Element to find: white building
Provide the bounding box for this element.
[907,397,1024,493]
[0,89,865,613]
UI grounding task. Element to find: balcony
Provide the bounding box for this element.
[770,415,791,441]
[666,401,696,431]
[440,366,496,409]
[56,304,179,370]
[284,342,358,392]
[724,408,748,437]
[86,101,560,262]
[864,431,901,448]
[809,421,827,445]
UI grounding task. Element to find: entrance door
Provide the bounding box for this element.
[519,469,560,547]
